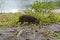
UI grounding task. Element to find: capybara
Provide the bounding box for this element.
[16,15,39,25]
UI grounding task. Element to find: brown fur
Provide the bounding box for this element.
[16,15,39,25]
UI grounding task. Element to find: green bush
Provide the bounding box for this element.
[25,10,60,24]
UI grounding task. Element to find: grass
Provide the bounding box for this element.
[0,11,60,27]
[38,29,60,40]
[0,11,60,40]
[25,11,60,24]
[0,12,22,26]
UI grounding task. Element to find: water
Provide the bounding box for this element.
[0,0,60,13]
[0,0,33,12]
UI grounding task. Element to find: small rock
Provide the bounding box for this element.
[26,39,29,40]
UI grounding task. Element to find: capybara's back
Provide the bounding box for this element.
[16,15,39,24]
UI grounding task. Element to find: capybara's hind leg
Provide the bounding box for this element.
[28,22,30,25]
[20,22,24,25]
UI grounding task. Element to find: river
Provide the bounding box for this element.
[0,0,33,13]
[0,0,60,13]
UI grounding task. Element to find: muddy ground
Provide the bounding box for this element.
[0,24,60,40]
